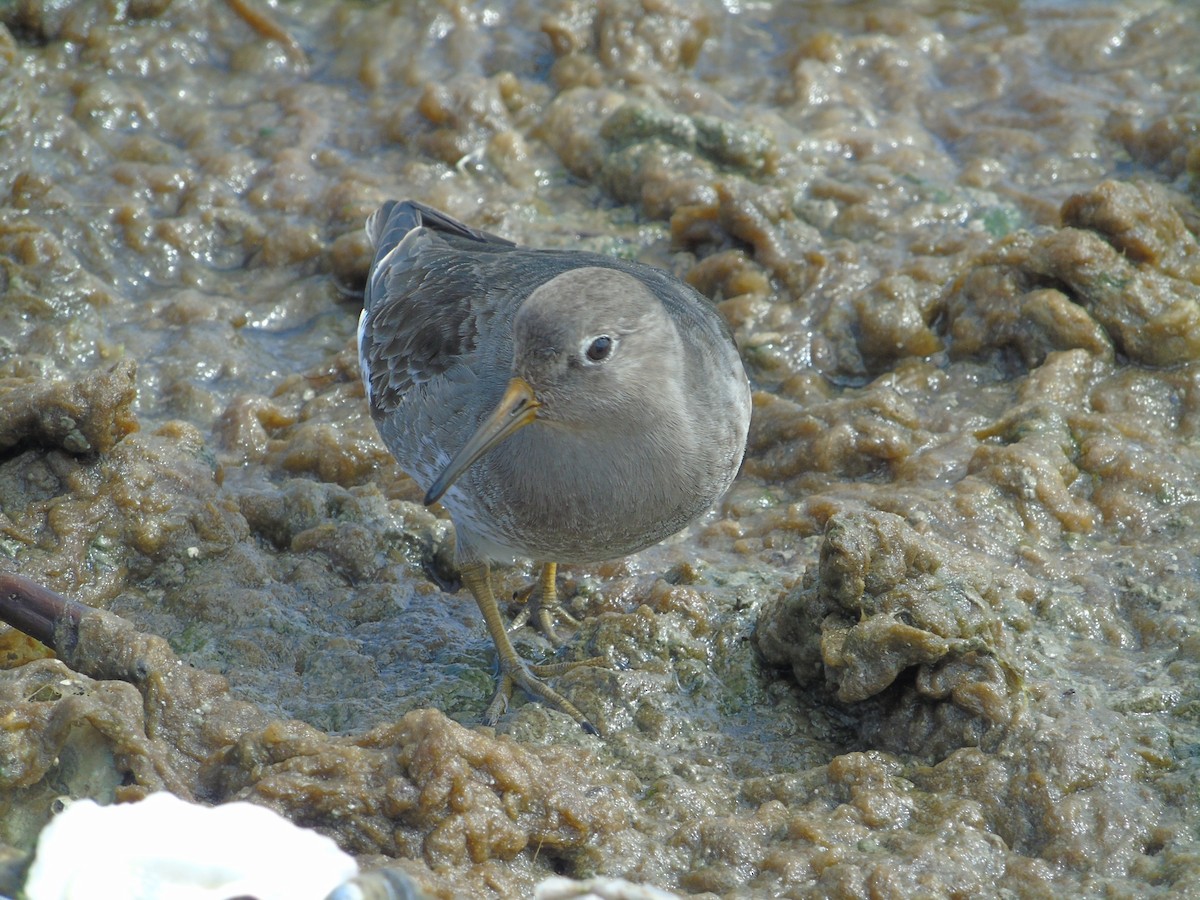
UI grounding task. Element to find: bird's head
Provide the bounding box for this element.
[423,266,679,506]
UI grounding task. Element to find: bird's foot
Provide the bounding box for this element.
[510,562,578,646]
[462,561,603,735]
[482,656,606,736]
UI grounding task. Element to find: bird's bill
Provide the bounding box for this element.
[424,376,541,506]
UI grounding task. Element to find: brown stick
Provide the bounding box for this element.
[224,0,307,66]
[0,571,87,657]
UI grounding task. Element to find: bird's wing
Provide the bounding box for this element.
[360,201,515,414]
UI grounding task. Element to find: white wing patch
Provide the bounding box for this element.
[356,308,372,405]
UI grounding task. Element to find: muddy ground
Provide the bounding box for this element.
[1,0,1199,896]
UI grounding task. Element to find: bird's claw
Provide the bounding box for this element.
[509,562,579,646]
[483,659,603,736]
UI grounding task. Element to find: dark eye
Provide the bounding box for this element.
[585,335,614,362]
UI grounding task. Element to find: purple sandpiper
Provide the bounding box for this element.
[359,200,750,734]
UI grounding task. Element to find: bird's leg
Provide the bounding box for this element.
[460,562,601,735]
[509,562,580,646]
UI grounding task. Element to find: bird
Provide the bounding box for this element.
[358,200,751,734]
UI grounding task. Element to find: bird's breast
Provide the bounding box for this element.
[445,419,730,565]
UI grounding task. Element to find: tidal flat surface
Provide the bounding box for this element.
[1,0,1199,896]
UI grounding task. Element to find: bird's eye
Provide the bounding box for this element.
[585,335,614,362]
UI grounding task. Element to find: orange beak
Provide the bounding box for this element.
[424,376,541,506]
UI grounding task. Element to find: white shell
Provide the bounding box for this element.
[24,793,357,900]
[534,876,682,900]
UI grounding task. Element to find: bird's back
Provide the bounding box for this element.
[360,202,586,491]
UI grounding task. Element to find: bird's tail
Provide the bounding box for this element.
[366,199,514,251]
[364,200,517,311]
[364,201,428,312]
[365,200,416,253]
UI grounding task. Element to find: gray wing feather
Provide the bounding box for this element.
[361,202,517,413]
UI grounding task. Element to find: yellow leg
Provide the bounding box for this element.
[461,562,601,735]
[510,562,581,646]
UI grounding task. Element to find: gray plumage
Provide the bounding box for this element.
[359,200,750,572]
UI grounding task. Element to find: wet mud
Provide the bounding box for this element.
[2,0,1199,897]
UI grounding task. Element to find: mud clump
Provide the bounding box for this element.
[756,510,1019,760]
[0,360,138,456]
[945,180,1200,369]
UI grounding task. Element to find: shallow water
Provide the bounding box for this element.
[2,0,1199,896]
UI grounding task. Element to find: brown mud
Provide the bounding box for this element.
[2,1,1199,896]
